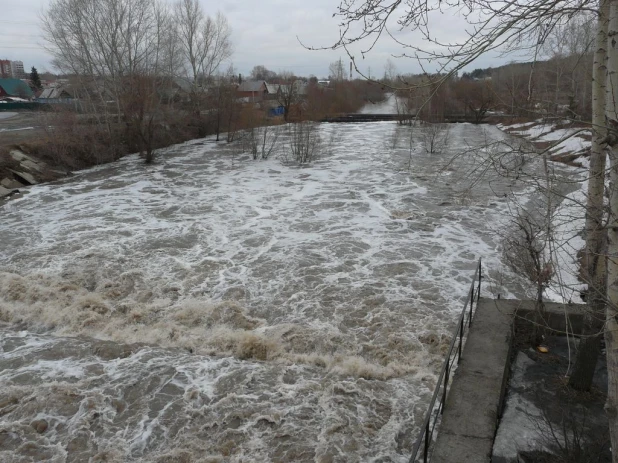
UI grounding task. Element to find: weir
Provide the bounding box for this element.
[321,113,512,123]
[321,113,404,123]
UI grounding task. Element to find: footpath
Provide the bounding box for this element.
[431,298,514,462]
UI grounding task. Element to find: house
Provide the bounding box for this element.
[295,81,309,96]
[0,78,34,100]
[158,77,194,102]
[265,83,281,100]
[237,80,268,101]
[278,81,309,98]
[37,86,74,103]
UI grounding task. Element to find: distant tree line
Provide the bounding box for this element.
[378,11,594,123]
[33,0,387,169]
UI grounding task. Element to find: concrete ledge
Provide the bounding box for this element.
[481,298,586,335]
[430,298,514,463]
[429,298,589,462]
[431,433,493,461]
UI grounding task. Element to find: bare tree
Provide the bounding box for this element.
[208,67,240,142]
[284,122,322,165]
[452,79,495,123]
[569,0,609,392]
[175,1,232,84]
[277,73,301,122]
[394,91,416,125]
[603,3,618,450]
[42,0,181,163]
[383,58,398,83]
[503,209,554,345]
[492,62,537,116]
[174,0,232,123]
[541,12,595,117]
[245,125,281,160]
[419,122,450,154]
[250,65,277,81]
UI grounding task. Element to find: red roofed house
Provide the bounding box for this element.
[237,80,268,101]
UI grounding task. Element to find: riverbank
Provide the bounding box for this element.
[0,112,63,198]
[484,121,610,460]
[0,109,208,199]
[2,111,592,200]
[496,118,592,303]
[497,118,591,167]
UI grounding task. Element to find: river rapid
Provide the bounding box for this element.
[0,122,533,462]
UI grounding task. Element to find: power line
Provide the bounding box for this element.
[0,20,39,25]
[2,34,43,38]
[0,41,42,45]
[0,46,44,50]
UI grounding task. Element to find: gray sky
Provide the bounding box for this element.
[0,0,509,78]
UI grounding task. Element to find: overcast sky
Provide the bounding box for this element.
[1,0,516,78]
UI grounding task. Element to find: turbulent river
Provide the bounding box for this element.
[0,122,533,462]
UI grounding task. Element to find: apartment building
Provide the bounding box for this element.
[10,61,25,79]
[0,60,11,78]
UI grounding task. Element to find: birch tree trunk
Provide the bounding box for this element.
[569,0,609,391]
[605,1,618,459]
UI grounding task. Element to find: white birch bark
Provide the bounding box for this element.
[589,0,610,299]
[605,1,618,458]
[569,0,610,391]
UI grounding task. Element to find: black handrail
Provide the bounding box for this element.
[409,258,482,463]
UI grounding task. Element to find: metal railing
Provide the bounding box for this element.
[409,258,482,463]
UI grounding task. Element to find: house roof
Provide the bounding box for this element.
[39,88,56,99]
[294,81,308,95]
[172,77,193,93]
[238,80,266,92]
[279,81,308,96]
[0,78,33,98]
[39,87,73,99]
[265,83,280,94]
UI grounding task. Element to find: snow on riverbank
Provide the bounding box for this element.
[499,119,591,167]
[497,119,591,303]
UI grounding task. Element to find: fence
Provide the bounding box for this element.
[0,102,45,111]
[409,258,482,462]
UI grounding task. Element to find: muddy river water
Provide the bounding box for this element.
[0,122,536,462]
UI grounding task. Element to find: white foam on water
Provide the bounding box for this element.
[0,122,543,461]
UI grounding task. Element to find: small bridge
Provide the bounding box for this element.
[321,113,404,123]
[321,113,512,124]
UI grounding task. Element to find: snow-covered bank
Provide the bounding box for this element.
[497,119,592,303]
[498,119,591,167]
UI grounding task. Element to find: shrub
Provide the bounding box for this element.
[283,122,322,165]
